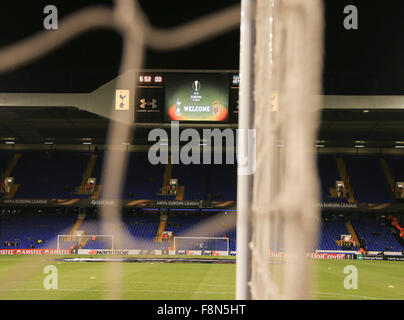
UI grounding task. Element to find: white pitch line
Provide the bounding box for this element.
[0,288,234,295]
[311,291,389,300]
[0,280,234,288]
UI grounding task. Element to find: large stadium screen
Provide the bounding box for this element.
[164,73,230,122]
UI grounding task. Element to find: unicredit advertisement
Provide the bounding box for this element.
[165,74,229,122]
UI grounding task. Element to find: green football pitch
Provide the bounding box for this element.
[0,256,403,300]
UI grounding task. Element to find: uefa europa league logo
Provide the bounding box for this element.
[192,80,200,93]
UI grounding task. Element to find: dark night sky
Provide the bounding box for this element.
[0,0,403,94]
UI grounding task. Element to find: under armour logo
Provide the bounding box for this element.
[140,98,158,109]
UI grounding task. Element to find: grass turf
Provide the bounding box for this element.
[0,256,403,300]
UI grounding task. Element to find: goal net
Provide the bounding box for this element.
[173,236,230,252]
[246,0,324,299]
[57,234,114,250]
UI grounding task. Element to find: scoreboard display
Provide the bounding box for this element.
[135,72,239,124]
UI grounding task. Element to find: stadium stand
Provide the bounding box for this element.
[12,151,89,199]
[385,156,404,182]
[344,155,392,203]
[4,151,404,204]
[165,214,236,251]
[318,216,351,250]
[0,213,76,249]
[317,154,342,202]
[352,216,403,252]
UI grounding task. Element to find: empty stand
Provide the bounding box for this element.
[12,151,89,199]
[352,217,403,252]
[344,156,392,203]
[0,213,76,249]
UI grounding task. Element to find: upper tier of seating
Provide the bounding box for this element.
[344,156,392,203]
[317,154,346,203]
[12,151,88,199]
[1,151,404,203]
[385,156,404,182]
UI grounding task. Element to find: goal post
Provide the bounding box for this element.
[173,236,230,252]
[57,234,114,250]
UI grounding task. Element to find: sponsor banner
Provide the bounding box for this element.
[0,249,71,255]
[79,249,132,255]
[201,250,229,256]
[0,199,400,211]
[385,256,404,261]
[0,198,228,209]
[310,253,347,260]
[270,251,349,260]
[269,251,286,258]
[0,198,85,206]
[319,203,358,209]
[229,251,237,256]
[176,250,202,256]
[177,250,229,256]
[359,255,384,261]
[155,200,209,208]
[77,249,169,256]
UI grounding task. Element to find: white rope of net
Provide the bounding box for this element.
[251,0,323,299]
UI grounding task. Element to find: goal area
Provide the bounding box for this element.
[173,236,230,252]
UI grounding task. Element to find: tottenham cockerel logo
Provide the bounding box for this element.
[139,98,158,109]
[119,93,127,108]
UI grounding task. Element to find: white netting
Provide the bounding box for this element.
[0,0,324,300]
[250,0,323,299]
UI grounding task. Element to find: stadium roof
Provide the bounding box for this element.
[0,106,404,149]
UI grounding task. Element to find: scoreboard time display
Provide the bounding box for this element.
[134,71,239,123]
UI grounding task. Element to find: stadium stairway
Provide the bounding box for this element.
[69,212,86,235]
[336,157,355,204]
[0,153,21,182]
[161,157,185,200]
[161,158,173,195]
[1,154,21,199]
[380,158,396,199]
[175,185,185,200]
[154,214,168,242]
[76,154,98,195]
[90,184,102,200]
[345,222,361,250]
[3,184,20,199]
